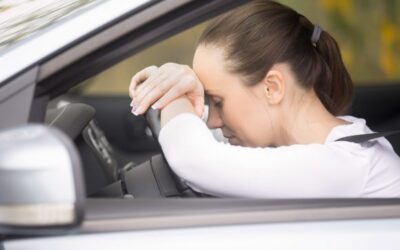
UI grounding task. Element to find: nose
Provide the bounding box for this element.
[206,105,223,129]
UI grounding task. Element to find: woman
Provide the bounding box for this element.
[128,1,400,198]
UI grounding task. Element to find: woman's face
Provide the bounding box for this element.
[193,45,276,147]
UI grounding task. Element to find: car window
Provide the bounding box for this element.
[72,21,208,95]
[75,0,400,96]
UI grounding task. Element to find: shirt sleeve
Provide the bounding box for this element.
[158,113,368,198]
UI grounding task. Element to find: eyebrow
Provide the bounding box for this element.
[205,89,223,97]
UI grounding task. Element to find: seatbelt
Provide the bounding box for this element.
[336,130,400,143]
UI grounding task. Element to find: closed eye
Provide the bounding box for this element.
[213,99,223,108]
[206,94,223,109]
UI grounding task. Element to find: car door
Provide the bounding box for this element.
[1,0,400,249]
[3,199,400,250]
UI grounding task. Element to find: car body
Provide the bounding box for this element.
[0,0,400,249]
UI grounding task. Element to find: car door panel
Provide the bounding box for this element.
[4,198,400,250]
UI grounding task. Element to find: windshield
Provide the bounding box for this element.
[0,0,98,52]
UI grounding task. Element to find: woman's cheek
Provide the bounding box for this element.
[224,100,252,138]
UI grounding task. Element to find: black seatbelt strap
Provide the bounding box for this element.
[336,130,400,143]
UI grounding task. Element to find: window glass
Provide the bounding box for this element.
[78,0,400,96]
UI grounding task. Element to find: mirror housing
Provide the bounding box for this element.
[0,124,85,231]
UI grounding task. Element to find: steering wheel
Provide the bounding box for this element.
[47,101,201,197]
[144,108,201,197]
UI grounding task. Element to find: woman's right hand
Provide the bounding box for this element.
[128,63,205,117]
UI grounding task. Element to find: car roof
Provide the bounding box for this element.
[0,0,152,84]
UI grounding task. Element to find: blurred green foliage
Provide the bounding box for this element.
[80,0,400,95]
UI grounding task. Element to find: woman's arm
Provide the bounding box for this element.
[158,109,367,198]
[160,97,196,127]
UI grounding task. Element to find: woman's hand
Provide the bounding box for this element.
[128,63,204,117]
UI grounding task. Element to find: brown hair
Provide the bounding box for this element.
[198,0,353,115]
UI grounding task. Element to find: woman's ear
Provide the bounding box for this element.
[262,68,285,105]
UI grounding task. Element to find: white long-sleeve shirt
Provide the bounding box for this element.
[159,113,400,198]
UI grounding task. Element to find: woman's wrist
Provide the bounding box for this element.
[160,96,196,127]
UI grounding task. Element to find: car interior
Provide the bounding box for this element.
[37,0,400,199]
[41,81,400,199]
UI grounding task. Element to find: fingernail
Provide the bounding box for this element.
[151,103,159,110]
[132,106,142,116]
[130,100,135,107]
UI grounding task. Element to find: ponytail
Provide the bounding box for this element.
[315,31,353,115]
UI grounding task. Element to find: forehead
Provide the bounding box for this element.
[193,45,243,93]
[193,45,225,75]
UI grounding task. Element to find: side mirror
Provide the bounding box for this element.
[0,124,85,232]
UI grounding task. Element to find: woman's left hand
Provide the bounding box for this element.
[129,63,205,117]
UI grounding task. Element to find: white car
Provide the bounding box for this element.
[0,1,400,249]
